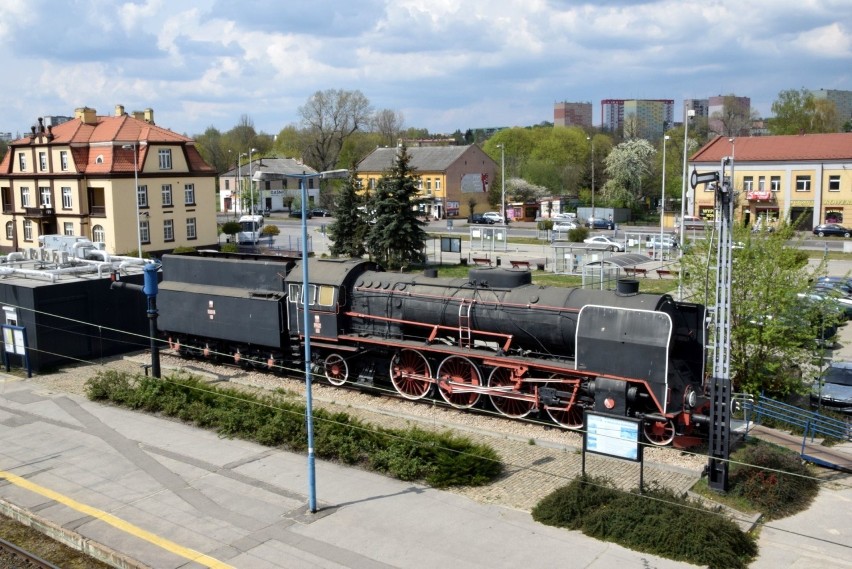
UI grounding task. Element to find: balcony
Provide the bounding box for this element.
[89,206,106,217]
[24,206,56,219]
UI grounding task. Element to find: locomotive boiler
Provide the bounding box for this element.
[157,253,710,446]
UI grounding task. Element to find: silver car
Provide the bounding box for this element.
[812,361,852,414]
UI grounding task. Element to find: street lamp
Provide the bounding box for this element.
[678,109,695,300]
[496,144,506,224]
[248,148,257,214]
[660,135,670,261]
[239,153,247,216]
[253,167,348,514]
[121,143,143,259]
[587,136,595,222]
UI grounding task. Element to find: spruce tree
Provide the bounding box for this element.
[366,145,428,270]
[327,167,368,258]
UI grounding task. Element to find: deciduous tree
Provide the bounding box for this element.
[681,222,834,396]
[298,89,373,173]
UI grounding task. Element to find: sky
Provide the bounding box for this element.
[1,0,850,139]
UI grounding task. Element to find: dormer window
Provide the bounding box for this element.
[158,149,172,170]
[96,155,104,164]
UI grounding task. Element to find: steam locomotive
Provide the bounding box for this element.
[157,253,711,446]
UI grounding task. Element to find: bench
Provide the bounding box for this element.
[655,269,678,279]
[471,257,491,267]
[510,260,530,269]
[623,267,648,277]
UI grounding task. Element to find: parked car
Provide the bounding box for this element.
[811,361,852,414]
[469,213,495,225]
[552,212,577,221]
[482,212,505,223]
[552,220,578,231]
[584,217,615,230]
[289,209,313,219]
[798,291,852,319]
[310,208,332,218]
[675,215,706,230]
[813,223,851,237]
[584,235,625,252]
[814,281,852,297]
[646,236,679,250]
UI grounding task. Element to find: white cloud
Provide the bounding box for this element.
[0,0,849,135]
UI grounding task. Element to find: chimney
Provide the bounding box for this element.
[74,107,97,125]
[143,108,154,124]
[115,104,125,117]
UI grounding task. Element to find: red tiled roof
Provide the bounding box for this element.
[691,133,852,163]
[4,112,212,176]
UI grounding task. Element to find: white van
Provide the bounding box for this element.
[238,215,264,244]
[676,215,705,230]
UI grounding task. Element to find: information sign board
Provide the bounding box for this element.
[583,412,643,462]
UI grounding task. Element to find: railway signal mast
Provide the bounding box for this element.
[690,157,734,492]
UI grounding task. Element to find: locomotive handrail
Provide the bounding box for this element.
[345,309,515,353]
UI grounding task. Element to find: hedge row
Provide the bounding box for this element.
[85,370,502,488]
[532,476,758,569]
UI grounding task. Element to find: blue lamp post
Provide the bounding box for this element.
[254,167,347,513]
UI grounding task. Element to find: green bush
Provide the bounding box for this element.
[85,371,502,488]
[532,476,758,569]
[537,219,554,231]
[728,441,819,520]
[261,225,280,237]
[567,226,590,242]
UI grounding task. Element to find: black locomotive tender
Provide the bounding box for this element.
[158,253,710,446]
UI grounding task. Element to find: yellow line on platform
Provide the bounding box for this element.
[0,469,234,569]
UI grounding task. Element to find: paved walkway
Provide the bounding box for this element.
[0,375,702,569]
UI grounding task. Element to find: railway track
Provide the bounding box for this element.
[0,536,63,569]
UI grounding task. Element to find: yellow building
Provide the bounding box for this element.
[0,106,217,255]
[357,145,497,219]
[690,133,852,229]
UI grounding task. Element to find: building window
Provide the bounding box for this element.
[92,225,105,243]
[63,222,74,236]
[436,179,442,191]
[184,184,195,205]
[158,149,172,170]
[138,184,148,208]
[828,175,841,192]
[161,184,173,207]
[39,152,47,171]
[225,179,230,190]
[23,220,32,241]
[60,151,68,171]
[796,175,811,192]
[264,181,270,190]
[62,187,72,209]
[20,187,30,207]
[5,222,12,240]
[770,176,781,192]
[18,154,26,171]
[39,187,51,207]
[758,176,765,192]
[186,217,197,240]
[163,219,174,242]
[139,220,150,244]
[743,176,753,191]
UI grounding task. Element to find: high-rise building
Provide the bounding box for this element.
[684,99,709,120]
[708,95,751,136]
[810,89,852,127]
[554,101,593,128]
[601,99,674,140]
